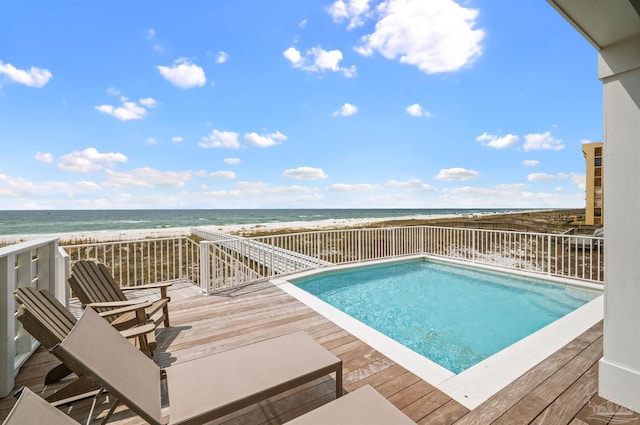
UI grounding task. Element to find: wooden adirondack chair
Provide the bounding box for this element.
[68,260,172,332]
[13,287,155,403]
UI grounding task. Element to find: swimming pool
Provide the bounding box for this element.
[293,259,598,374]
[273,256,603,409]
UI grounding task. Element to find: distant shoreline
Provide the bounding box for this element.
[0,209,554,246]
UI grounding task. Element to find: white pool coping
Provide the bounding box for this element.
[272,256,604,410]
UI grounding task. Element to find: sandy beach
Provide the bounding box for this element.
[0,212,472,246]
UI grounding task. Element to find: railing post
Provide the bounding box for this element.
[270,237,275,276]
[0,254,16,397]
[472,230,476,263]
[547,234,552,276]
[199,241,211,295]
[179,237,184,280]
[56,247,70,307]
[391,229,396,257]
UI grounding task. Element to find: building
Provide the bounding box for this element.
[548,0,640,412]
[582,141,603,225]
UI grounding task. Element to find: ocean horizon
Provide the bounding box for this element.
[0,208,534,237]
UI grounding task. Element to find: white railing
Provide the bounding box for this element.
[197,226,604,292]
[1,226,603,394]
[0,238,59,397]
[192,228,330,274]
[62,236,200,287]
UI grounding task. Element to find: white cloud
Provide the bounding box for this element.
[106,87,120,96]
[406,103,432,118]
[283,46,357,77]
[0,61,53,88]
[139,97,158,108]
[35,152,53,163]
[199,130,241,149]
[332,103,358,117]
[283,47,303,66]
[104,168,191,188]
[216,51,229,64]
[157,58,206,89]
[146,28,165,52]
[0,174,102,198]
[475,132,519,149]
[171,136,184,143]
[224,158,241,165]
[95,97,157,121]
[183,181,321,205]
[388,178,435,191]
[244,131,287,147]
[327,0,372,29]
[147,137,157,145]
[571,173,586,190]
[523,131,565,151]
[435,167,480,181]
[495,183,528,191]
[283,167,328,180]
[353,0,484,74]
[299,19,308,28]
[527,172,555,182]
[57,147,127,173]
[207,171,236,179]
[447,185,560,203]
[329,183,380,191]
[522,160,540,167]
[527,172,573,182]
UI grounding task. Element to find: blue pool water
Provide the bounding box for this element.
[294,260,600,373]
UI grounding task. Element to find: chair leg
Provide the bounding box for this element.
[45,363,73,385]
[163,305,170,327]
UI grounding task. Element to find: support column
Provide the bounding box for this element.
[598,34,640,411]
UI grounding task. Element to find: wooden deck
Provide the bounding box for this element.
[1,281,638,425]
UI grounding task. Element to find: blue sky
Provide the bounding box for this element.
[0,0,601,210]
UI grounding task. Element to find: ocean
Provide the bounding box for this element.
[0,208,528,237]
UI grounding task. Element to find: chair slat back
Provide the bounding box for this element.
[69,260,127,305]
[14,287,76,348]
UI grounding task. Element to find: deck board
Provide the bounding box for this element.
[2,280,639,425]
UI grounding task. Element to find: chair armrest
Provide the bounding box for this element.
[121,282,173,291]
[95,301,153,318]
[121,282,172,300]
[119,321,156,339]
[85,299,148,309]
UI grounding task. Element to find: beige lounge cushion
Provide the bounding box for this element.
[3,387,78,425]
[285,385,415,425]
[167,331,342,425]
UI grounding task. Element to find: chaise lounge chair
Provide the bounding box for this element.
[68,260,172,331]
[13,287,155,403]
[52,307,344,425]
[2,385,416,425]
[2,387,78,425]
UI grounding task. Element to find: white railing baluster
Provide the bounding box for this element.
[1,238,59,397]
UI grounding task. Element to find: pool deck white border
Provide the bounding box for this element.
[271,255,604,410]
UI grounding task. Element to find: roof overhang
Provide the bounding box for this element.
[547,0,640,50]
